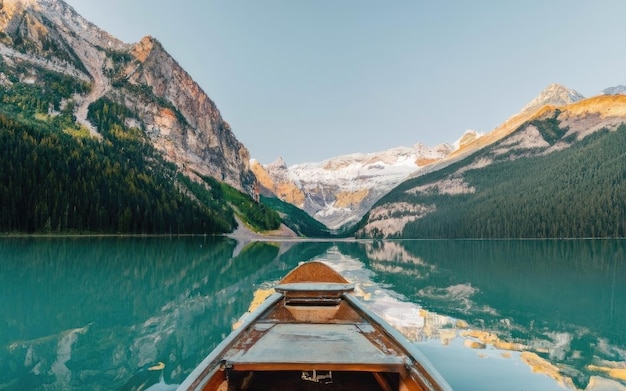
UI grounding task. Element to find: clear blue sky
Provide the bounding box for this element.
[64,0,626,164]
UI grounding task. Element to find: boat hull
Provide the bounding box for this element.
[178,261,451,391]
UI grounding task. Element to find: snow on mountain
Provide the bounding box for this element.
[255,82,603,231]
[602,85,626,95]
[520,83,585,114]
[288,144,441,190]
[255,142,456,229]
[453,129,483,150]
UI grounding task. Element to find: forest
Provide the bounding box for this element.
[363,122,626,239]
[0,63,281,234]
[260,195,332,237]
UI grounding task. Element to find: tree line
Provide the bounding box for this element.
[0,112,233,234]
[0,61,282,234]
[365,123,626,239]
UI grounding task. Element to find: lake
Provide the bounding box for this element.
[1,237,624,390]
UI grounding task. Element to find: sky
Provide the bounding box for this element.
[63,0,626,165]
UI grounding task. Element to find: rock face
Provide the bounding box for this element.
[0,0,255,193]
[520,83,585,114]
[251,158,306,204]
[122,36,255,191]
[252,143,456,229]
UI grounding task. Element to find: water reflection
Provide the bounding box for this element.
[0,237,330,390]
[346,240,626,390]
[1,237,624,390]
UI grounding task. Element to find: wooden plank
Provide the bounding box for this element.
[275,282,355,293]
[227,361,406,373]
[224,323,405,367]
[279,261,349,284]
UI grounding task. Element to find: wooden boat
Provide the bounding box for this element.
[178,261,452,391]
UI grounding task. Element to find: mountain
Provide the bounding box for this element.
[260,195,333,238]
[519,83,584,114]
[5,0,624,239]
[0,0,254,193]
[255,87,604,232]
[0,0,295,234]
[257,83,581,229]
[602,85,626,95]
[251,139,468,229]
[428,83,585,170]
[355,89,626,239]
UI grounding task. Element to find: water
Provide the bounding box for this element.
[0,237,624,390]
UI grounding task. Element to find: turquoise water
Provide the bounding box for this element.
[0,237,624,390]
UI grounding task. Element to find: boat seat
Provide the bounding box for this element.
[222,323,406,372]
[275,282,354,305]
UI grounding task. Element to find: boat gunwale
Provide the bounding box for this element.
[343,294,453,391]
[176,292,284,391]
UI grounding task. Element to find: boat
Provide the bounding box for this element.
[178,261,452,391]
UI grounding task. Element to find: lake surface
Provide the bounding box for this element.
[1,237,625,390]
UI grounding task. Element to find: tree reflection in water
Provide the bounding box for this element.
[333,239,626,390]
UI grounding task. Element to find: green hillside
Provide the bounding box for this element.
[360,122,626,239]
[260,195,332,237]
[0,66,280,235]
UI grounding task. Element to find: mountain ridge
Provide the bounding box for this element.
[520,83,584,114]
[256,81,626,234]
[0,0,311,236]
[4,0,626,240]
[251,139,467,229]
[254,82,590,229]
[355,91,626,238]
[0,0,255,193]
[602,85,626,95]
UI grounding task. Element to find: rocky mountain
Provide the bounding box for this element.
[5,0,625,240]
[0,0,302,235]
[385,84,587,197]
[356,87,626,239]
[519,83,584,114]
[602,85,626,95]
[433,83,586,167]
[254,83,590,231]
[0,0,255,193]
[250,137,479,229]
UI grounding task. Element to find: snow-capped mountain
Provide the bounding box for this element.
[253,82,600,231]
[520,83,585,114]
[252,132,481,229]
[602,85,626,95]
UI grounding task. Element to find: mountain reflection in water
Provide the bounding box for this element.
[337,239,626,390]
[0,237,624,390]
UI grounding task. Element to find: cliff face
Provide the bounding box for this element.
[0,0,255,194]
[123,36,255,191]
[250,158,306,205]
